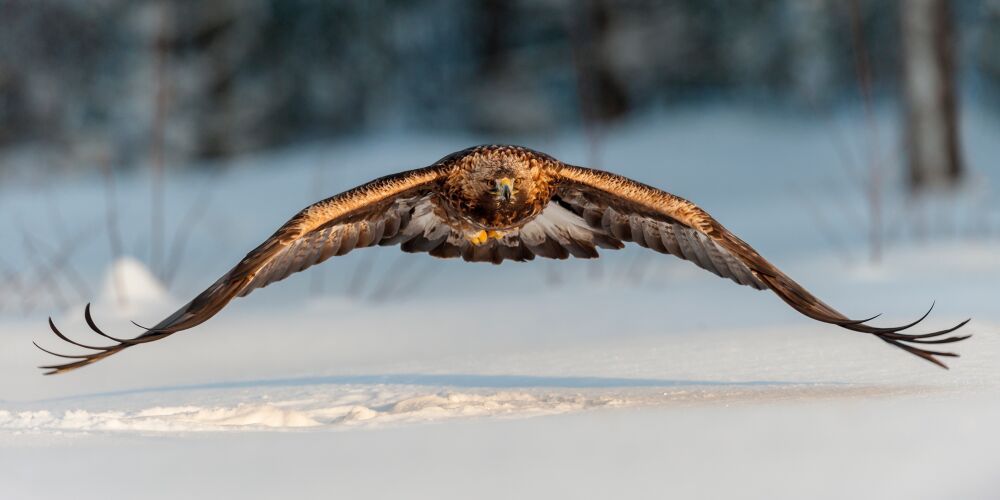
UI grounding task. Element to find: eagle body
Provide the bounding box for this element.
[37,145,970,374]
[440,145,558,230]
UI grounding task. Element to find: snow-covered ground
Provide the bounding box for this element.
[1,106,998,499]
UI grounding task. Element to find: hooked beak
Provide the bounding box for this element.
[497,178,514,202]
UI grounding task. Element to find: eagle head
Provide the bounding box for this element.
[494,177,516,203]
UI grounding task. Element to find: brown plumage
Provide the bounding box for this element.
[36,145,970,374]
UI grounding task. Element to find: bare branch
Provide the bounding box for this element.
[100,159,128,307]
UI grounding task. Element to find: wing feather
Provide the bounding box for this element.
[389,200,622,264]
[38,164,450,374]
[554,164,969,368]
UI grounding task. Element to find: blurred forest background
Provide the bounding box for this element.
[1,0,998,183]
[1,0,999,315]
[5,4,1000,493]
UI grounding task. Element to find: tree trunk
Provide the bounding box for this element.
[901,0,963,192]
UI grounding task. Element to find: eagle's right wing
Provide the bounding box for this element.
[37,163,454,374]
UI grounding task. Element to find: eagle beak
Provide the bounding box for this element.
[497,178,514,202]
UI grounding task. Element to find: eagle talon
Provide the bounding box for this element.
[466,229,507,245]
[467,230,489,245]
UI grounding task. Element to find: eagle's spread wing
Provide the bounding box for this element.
[37,164,451,374]
[37,149,971,374]
[553,164,970,368]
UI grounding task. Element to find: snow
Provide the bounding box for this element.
[1,106,998,499]
[96,256,171,309]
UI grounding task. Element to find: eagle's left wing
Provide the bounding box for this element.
[553,164,970,368]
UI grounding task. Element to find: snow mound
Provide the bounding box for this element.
[0,383,899,434]
[0,405,320,432]
[97,257,170,309]
[0,387,635,433]
[183,405,321,428]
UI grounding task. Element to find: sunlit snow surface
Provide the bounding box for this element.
[1,108,999,499]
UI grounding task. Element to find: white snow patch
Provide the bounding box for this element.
[0,404,319,432]
[97,256,171,310]
[185,405,321,428]
[0,389,626,433]
[0,383,945,434]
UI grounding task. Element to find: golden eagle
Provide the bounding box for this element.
[37,145,970,374]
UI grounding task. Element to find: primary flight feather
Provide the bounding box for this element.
[36,145,970,374]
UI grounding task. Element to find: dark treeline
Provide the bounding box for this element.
[1,0,998,168]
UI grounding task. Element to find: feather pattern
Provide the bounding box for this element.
[38,164,451,374]
[556,189,766,289]
[397,199,623,265]
[555,164,970,368]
